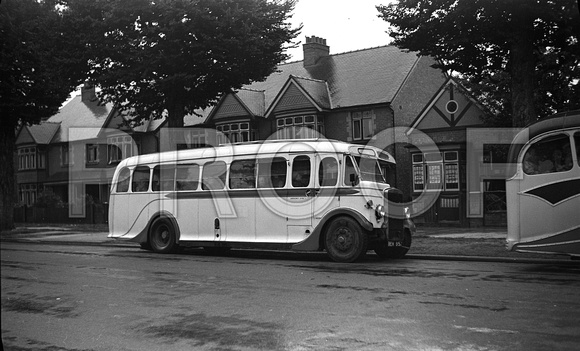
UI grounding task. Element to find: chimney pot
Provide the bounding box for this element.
[303,35,329,67]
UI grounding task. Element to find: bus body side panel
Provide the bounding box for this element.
[109,193,153,240]
[223,190,257,242]
[505,175,521,251]
[508,165,580,255]
[254,190,293,243]
[174,195,200,241]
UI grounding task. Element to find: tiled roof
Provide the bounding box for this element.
[47,95,113,142]
[245,45,421,110]
[25,122,61,144]
[236,88,266,117]
[291,76,331,110]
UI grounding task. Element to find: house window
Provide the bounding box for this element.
[108,136,136,164]
[60,145,74,166]
[17,147,36,170]
[86,144,100,164]
[216,122,254,144]
[183,129,206,149]
[352,111,374,141]
[19,184,37,206]
[276,115,323,140]
[412,151,460,191]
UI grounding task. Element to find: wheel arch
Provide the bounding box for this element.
[144,211,181,244]
[292,208,373,251]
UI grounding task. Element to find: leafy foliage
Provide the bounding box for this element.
[377,0,580,126]
[61,0,300,127]
[1,0,87,230]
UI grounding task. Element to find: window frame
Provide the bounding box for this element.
[351,111,374,141]
[412,151,460,192]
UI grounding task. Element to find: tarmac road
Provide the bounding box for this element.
[0,224,576,264]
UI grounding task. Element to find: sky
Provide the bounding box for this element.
[283,0,394,62]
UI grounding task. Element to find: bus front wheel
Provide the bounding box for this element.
[149,218,177,254]
[325,216,368,263]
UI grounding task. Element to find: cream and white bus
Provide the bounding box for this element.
[506,111,580,257]
[108,139,415,262]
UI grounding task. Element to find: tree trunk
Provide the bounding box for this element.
[160,88,186,151]
[0,119,17,231]
[509,11,538,127]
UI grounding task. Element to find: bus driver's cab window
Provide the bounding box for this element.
[523,134,573,175]
[344,156,357,186]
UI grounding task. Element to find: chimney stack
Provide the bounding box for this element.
[303,36,329,67]
[81,81,96,102]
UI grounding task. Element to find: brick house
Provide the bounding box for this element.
[15,36,496,226]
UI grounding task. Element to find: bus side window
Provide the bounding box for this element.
[153,165,175,191]
[176,164,199,191]
[131,166,151,192]
[344,156,357,186]
[523,134,572,175]
[291,156,311,188]
[202,161,227,190]
[257,157,287,188]
[116,167,131,193]
[230,159,256,189]
[319,157,338,186]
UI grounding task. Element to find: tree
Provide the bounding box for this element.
[0,0,87,231]
[62,0,300,129]
[377,0,580,127]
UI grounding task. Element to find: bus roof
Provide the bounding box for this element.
[117,139,396,168]
[508,110,580,163]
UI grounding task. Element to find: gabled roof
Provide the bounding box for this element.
[101,107,165,135]
[236,88,266,117]
[47,94,114,142]
[265,75,331,117]
[16,122,61,145]
[206,88,265,123]
[244,45,422,110]
[406,78,487,134]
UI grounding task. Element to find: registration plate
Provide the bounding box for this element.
[388,242,402,247]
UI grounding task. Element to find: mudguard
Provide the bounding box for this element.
[291,208,373,251]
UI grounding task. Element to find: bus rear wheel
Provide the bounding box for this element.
[325,216,368,263]
[149,218,177,254]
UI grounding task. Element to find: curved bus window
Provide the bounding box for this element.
[230,159,256,189]
[523,134,572,175]
[291,156,311,187]
[176,164,199,191]
[319,157,338,186]
[152,165,175,191]
[257,157,287,188]
[202,161,227,190]
[116,167,131,193]
[132,166,151,192]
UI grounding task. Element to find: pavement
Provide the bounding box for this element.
[0,224,576,264]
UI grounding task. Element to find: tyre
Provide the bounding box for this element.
[324,216,368,263]
[149,218,177,254]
